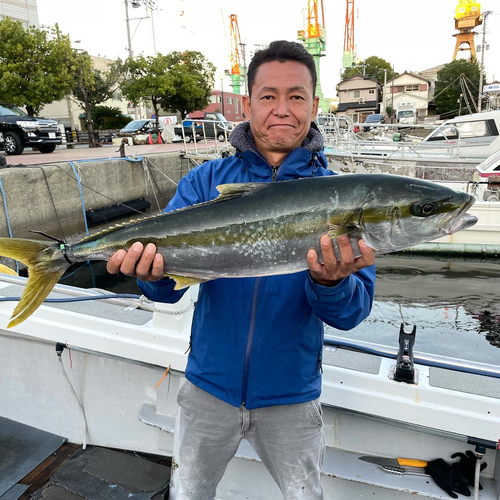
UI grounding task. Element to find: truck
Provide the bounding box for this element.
[174,112,235,143]
[0,103,62,155]
[396,102,417,125]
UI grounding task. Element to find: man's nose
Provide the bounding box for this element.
[273,96,290,117]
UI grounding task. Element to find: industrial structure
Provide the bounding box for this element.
[342,0,355,69]
[297,0,329,111]
[452,0,482,60]
[228,14,245,95]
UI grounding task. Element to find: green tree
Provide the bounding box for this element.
[0,18,76,116]
[341,56,395,84]
[92,106,132,130]
[435,59,481,118]
[71,52,123,147]
[160,51,216,120]
[118,54,174,131]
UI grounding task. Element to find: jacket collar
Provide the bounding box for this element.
[229,121,326,181]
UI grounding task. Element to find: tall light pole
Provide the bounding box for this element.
[478,11,492,112]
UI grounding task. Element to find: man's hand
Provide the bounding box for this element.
[106,242,164,282]
[307,234,375,286]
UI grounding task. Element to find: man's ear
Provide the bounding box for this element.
[311,96,320,121]
[243,95,251,120]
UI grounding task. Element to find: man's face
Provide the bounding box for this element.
[243,61,319,160]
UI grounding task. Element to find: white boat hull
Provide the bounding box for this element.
[0,276,499,498]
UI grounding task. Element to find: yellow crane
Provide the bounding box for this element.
[453,0,482,60]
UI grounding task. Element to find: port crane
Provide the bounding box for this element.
[452,0,482,60]
[343,0,355,68]
[228,14,245,95]
[297,0,329,111]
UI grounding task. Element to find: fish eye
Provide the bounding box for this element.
[411,202,437,217]
[421,203,435,216]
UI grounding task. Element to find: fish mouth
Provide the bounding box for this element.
[443,195,478,234]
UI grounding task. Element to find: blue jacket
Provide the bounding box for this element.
[139,123,376,409]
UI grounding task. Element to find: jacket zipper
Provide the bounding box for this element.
[271,166,280,181]
[241,277,261,406]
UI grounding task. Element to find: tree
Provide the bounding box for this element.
[0,18,76,116]
[71,52,123,147]
[118,54,175,131]
[92,106,132,130]
[435,59,481,118]
[160,51,216,120]
[341,56,395,84]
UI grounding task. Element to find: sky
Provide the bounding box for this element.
[36,0,500,100]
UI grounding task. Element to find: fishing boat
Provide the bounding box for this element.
[0,272,498,499]
[324,110,500,174]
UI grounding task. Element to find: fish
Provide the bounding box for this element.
[0,174,477,328]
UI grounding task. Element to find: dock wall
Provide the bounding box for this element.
[0,153,191,241]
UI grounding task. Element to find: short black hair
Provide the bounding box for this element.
[247,40,317,98]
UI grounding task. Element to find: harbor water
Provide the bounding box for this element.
[63,255,500,367]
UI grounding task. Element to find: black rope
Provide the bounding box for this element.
[29,230,73,265]
[35,166,67,242]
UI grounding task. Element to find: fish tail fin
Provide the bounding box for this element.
[0,238,68,328]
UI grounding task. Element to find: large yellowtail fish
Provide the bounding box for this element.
[0,174,477,328]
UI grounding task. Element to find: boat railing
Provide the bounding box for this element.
[318,113,465,160]
[177,119,235,164]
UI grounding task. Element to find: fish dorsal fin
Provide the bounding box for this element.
[78,211,169,243]
[215,183,268,201]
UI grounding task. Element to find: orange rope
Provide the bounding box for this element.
[154,365,171,390]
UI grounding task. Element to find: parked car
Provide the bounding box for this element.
[118,119,163,137]
[173,119,234,143]
[363,113,386,131]
[0,103,62,155]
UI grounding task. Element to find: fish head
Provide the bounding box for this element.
[360,177,478,253]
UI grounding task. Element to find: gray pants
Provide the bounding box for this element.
[172,380,325,500]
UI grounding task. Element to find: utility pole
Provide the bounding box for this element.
[391,65,395,124]
[478,11,492,112]
[124,0,133,58]
[382,68,387,118]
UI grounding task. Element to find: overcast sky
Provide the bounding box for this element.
[37,0,500,98]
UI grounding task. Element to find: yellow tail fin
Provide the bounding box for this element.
[0,238,68,328]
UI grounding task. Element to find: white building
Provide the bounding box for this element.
[381,72,432,122]
[0,0,39,26]
[40,56,131,130]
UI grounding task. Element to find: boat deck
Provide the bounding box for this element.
[1,419,171,500]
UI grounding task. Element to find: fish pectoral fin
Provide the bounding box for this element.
[166,274,209,290]
[327,224,359,238]
[215,183,268,201]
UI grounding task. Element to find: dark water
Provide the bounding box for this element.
[326,255,500,367]
[64,256,500,367]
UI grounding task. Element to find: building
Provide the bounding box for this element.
[189,91,246,123]
[381,72,432,122]
[0,0,39,27]
[336,75,381,123]
[40,56,130,130]
[417,64,446,102]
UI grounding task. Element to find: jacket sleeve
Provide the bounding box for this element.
[137,165,213,303]
[304,264,376,330]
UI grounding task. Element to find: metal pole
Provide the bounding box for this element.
[382,69,387,118]
[124,0,133,58]
[221,79,225,116]
[478,11,492,112]
[391,65,395,124]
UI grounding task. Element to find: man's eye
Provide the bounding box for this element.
[261,95,274,100]
[291,95,305,100]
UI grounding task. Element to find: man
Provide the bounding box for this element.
[107,40,376,499]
